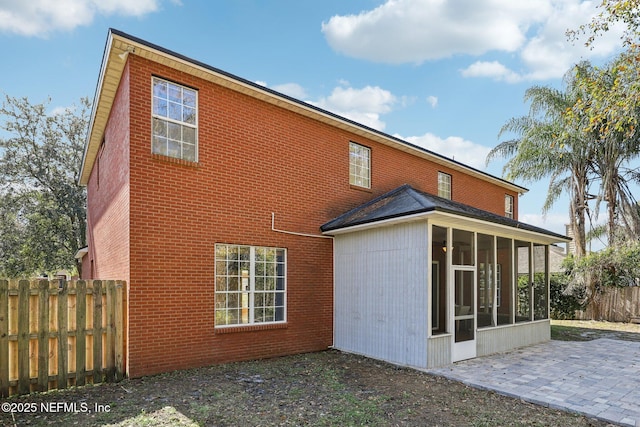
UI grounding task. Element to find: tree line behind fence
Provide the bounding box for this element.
[0,279,126,397]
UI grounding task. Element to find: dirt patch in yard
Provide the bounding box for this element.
[1,348,609,427]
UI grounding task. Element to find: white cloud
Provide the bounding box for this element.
[49,106,73,116]
[0,0,167,37]
[255,80,396,130]
[460,61,523,83]
[270,83,308,100]
[517,0,625,80]
[312,85,397,131]
[322,0,550,64]
[520,212,569,235]
[426,95,438,108]
[398,132,491,170]
[322,0,625,82]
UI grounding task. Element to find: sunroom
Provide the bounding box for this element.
[321,185,569,369]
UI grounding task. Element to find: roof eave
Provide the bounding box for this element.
[323,209,570,245]
[79,29,528,194]
[79,30,116,185]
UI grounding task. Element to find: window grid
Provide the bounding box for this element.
[505,194,514,219]
[215,244,286,327]
[152,77,198,162]
[349,142,371,188]
[438,172,451,200]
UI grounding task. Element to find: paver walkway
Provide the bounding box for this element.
[428,338,640,427]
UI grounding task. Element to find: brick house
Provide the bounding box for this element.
[79,29,568,378]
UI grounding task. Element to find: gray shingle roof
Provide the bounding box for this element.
[321,184,569,241]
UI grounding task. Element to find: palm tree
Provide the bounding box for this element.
[486,70,595,258]
[572,59,640,246]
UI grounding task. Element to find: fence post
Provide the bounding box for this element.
[57,280,68,390]
[17,280,30,395]
[114,281,124,381]
[105,282,115,382]
[92,280,103,383]
[0,279,8,398]
[76,280,87,387]
[37,279,49,392]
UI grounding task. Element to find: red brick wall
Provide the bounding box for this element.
[94,54,519,377]
[85,63,131,282]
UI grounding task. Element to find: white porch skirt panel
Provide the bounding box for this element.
[333,221,429,369]
[476,320,550,357]
[427,334,452,368]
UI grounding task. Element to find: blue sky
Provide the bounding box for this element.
[0,0,626,244]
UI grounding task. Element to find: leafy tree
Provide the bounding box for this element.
[565,1,640,244]
[486,73,595,258]
[570,59,640,245]
[0,95,90,277]
[568,0,640,49]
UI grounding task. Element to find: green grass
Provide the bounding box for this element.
[551,319,640,341]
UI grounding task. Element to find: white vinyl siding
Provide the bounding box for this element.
[333,221,428,369]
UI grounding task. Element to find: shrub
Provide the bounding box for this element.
[549,271,585,319]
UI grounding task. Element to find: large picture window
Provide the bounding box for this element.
[152,77,198,162]
[215,244,286,327]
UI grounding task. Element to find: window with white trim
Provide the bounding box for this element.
[152,77,198,161]
[438,172,451,199]
[505,194,514,219]
[215,244,286,327]
[349,142,371,188]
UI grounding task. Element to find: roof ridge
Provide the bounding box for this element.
[404,185,434,209]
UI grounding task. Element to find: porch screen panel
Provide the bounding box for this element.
[533,244,549,320]
[496,237,513,325]
[454,270,475,343]
[431,225,448,334]
[452,229,474,266]
[477,233,495,327]
[516,240,531,322]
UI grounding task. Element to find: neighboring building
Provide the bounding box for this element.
[79,29,569,378]
[517,244,567,274]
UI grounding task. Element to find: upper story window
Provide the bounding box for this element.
[349,142,371,189]
[438,172,451,199]
[505,194,514,219]
[152,77,198,162]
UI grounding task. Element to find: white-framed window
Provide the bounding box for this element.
[152,77,198,162]
[215,244,286,327]
[349,142,371,188]
[438,172,451,199]
[505,194,514,219]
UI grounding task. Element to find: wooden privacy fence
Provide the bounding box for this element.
[575,286,640,322]
[0,279,126,397]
